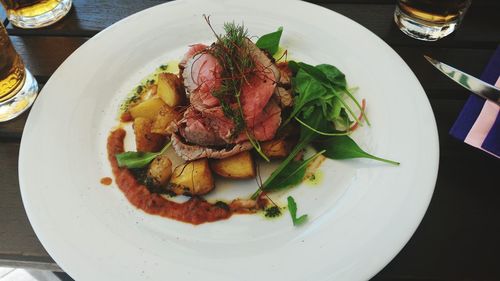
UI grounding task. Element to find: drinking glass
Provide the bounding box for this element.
[0,0,72,29]
[394,0,471,41]
[0,22,38,122]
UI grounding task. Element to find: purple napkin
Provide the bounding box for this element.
[449,46,500,158]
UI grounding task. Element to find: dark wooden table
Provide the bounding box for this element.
[1,0,499,280]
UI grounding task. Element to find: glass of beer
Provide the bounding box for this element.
[394,0,471,41]
[0,22,38,122]
[0,0,72,29]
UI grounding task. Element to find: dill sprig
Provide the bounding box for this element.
[204,16,270,161]
[205,18,254,137]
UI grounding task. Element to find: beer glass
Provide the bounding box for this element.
[394,0,471,41]
[0,0,72,29]
[0,22,38,122]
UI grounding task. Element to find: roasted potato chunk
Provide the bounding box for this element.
[151,105,180,135]
[147,154,172,186]
[210,151,255,179]
[262,139,292,158]
[157,73,185,107]
[170,159,214,196]
[140,84,157,101]
[129,97,165,120]
[133,117,165,152]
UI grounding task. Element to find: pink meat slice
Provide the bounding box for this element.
[249,99,281,141]
[234,99,281,143]
[240,69,276,128]
[189,88,220,111]
[180,105,248,146]
[179,107,227,146]
[183,53,222,107]
[179,100,280,147]
[179,44,208,67]
[201,107,236,142]
[181,44,222,109]
[240,39,280,127]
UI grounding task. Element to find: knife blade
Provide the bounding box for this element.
[424,55,500,106]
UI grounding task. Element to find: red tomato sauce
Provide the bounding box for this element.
[100,177,112,185]
[107,129,232,225]
[120,111,133,122]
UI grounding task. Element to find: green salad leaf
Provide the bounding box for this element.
[256,26,283,55]
[115,141,171,169]
[251,56,398,200]
[287,196,308,226]
[288,61,369,125]
[284,68,327,125]
[284,61,352,126]
[251,106,327,199]
[267,161,306,190]
[316,64,346,89]
[265,150,325,191]
[315,136,399,165]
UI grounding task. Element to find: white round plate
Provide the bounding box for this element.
[19,1,439,280]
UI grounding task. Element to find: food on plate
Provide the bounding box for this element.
[129,97,165,120]
[107,18,399,225]
[170,159,215,196]
[133,117,165,152]
[261,139,293,159]
[151,105,181,135]
[147,154,173,187]
[210,151,255,179]
[157,72,185,107]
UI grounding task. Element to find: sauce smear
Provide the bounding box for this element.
[100,177,112,185]
[107,129,232,225]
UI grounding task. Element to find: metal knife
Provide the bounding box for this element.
[424,55,500,106]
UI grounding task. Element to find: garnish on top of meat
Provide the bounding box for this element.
[172,21,291,160]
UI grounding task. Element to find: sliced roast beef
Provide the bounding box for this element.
[180,43,222,111]
[201,106,237,142]
[171,133,253,161]
[177,102,281,150]
[173,38,284,159]
[179,44,208,68]
[179,106,240,145]
[189,87,220,111]
[274,62,293,107]
[243,38,281,83]
[178,107,227,146]
[183,52,222,103]
[240,39,281,126]
[247,99,281,141]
